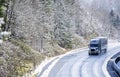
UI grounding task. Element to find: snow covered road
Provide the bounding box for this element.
[37,40,120,77]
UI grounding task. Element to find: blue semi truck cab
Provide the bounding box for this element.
[88,37,108,55]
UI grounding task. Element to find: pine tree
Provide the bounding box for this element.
[110,9,114,17]
[0,0,6,17]
[114,15,120,27]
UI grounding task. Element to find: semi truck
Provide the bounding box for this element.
[88,37,108,55]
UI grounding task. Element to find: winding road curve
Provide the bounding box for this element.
[38,41,120,77]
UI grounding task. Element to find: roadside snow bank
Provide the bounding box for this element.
[102,39,120,77]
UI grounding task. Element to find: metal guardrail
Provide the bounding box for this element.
[113,56,120,76]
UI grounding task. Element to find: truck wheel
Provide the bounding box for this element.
[97,51,100,55]
[89,52,91,55]
[104,49,107,53]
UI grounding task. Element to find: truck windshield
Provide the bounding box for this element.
[90,44,98,47]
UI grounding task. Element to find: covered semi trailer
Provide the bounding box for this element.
[88,37,108,55]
